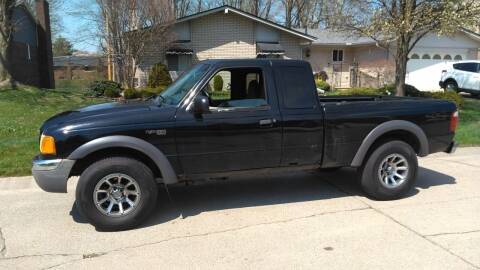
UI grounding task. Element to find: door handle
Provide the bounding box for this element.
[259,118,276,127]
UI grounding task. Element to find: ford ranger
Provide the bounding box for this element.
[33,59,458,230]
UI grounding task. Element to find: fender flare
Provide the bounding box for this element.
[68,135,178,184]
[350,120,429,167]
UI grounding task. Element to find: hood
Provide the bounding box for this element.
[41,100,157,133]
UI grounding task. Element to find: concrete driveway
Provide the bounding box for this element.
[0,148,479,270]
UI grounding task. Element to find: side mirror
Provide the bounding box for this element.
[192,95,210,115]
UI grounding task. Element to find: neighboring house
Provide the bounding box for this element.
[9,1,54,88]
[135,5,480,91]
[302,28,480,90]
[135,5,315,87]
[54,54,107,81]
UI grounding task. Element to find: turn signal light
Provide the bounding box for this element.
[40,135,56,155]
[450,111,459,133]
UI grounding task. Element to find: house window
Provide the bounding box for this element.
[444,55,452,60]
[410,54,419,59]
[422,54,431,59]
[433,54,441,60]
[333,49,344,62]
[454,55,463,60]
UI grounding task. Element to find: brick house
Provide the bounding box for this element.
[9,1,54,88]
[135,5,315,87]
[302,28,480,90]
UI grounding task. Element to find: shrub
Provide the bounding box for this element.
[86,80,121,97]
[139,86,167,99]
[338,87,389,96]
[148,63,172,88]
[428,91,464,108]
[315,79,331,92]
[104,87,120,98]
[316,71,329,81]
[213,75,224,92]
[123,88,140,99]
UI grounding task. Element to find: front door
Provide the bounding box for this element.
[175,64,282,175]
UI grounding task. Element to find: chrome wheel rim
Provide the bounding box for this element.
[93,173,141,216]
[446,83,456,92]
[378,154,409,188]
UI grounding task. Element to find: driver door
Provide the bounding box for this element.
[174,64,282,175]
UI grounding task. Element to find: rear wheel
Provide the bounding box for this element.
[444,81,458,92]
[75,157,158,231]
[359,141,418,200]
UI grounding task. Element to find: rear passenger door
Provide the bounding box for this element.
[273,62,325,166]
[453,62,480,90]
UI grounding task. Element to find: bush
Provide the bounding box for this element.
[337,87,389,96]
[429,91,464,108]
[86,80,121,97]
[315,79,331,92]
[315,71,329,81]
[139,86,167,99]
[123,88,140,99]
[148,63,172,88]
[104,87,120,98]
[213,75,224,92]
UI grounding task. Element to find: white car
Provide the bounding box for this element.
[439,60,480,96]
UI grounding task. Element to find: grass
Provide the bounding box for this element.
[0,84,479,177]
[0,83,107,176]
[455,97,480,146]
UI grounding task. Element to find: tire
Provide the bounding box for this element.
[444,81,458,92]
[75,157,158,231]
[359,141,418,200]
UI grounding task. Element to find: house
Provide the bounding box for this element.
[135,5,316,87]
[9,0,54,88]
[135,5,480,91]
[54,54,107,81]
[303,28,480,90]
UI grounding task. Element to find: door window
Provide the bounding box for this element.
[203,68,268,110]
[453,62,479,73]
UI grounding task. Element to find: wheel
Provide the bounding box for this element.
[359,141,418,200]
[444,81,458,92]
[75,157,158,231]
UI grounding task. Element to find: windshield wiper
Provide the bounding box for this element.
[154,94,165,105]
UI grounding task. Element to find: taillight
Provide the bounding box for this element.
[450,111,459,132]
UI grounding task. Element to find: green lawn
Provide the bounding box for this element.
[0,86,479,177]
[455,97,480,146]
[0,84,107,176]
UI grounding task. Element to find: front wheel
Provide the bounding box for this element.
[75,157,158,231]
[359,141,418,200]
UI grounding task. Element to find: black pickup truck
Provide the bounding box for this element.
[33,59,458,230]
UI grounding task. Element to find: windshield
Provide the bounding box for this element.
[155,63,210,105]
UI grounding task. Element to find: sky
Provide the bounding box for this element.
[58,0,99,53]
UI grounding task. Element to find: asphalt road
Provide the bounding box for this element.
[0,148,479,270]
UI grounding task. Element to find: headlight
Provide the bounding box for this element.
[40,134,56,155]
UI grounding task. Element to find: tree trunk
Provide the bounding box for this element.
[0,0,15,85]
[394,38,409,96]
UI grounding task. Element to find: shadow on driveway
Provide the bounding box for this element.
[70,166,455,230]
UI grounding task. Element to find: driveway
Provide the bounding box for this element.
[0,148,479,270]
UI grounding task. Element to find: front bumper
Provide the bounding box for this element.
[444,141,458,154]
[32,156,75,193]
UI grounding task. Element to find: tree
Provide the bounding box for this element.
[98,0,175,88]
[52,36,74,56]
[0,0,15,86]
[331,0,480,96]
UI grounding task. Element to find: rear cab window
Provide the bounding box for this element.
[453,62,480,73]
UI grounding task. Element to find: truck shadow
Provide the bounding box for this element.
[70,167,456,230]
